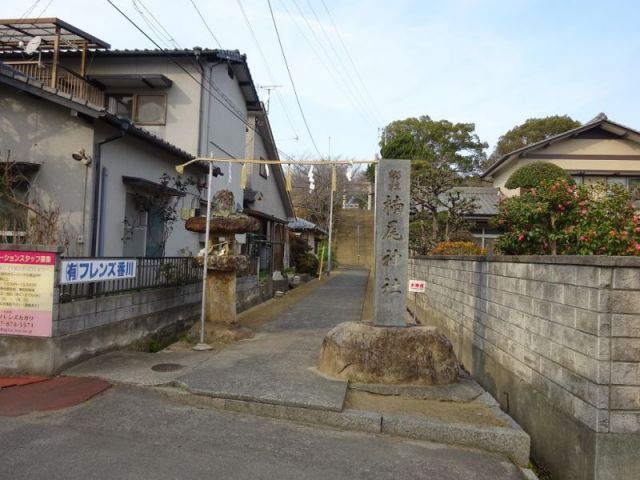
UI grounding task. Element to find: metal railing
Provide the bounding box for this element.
[4,61,105,106]
[59,256,202,303]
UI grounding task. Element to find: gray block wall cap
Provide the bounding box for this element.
[411,254,640,268]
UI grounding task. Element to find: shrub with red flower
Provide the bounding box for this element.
[493,180,640,256]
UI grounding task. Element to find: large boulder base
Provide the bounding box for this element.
[318,322,458,385]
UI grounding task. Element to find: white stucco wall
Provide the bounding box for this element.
[248,130,287,221]
[204,64,247,209]
[80,56,203,156]
[77,55,263,218]
[96,130,203,257]
[0,84,95,256]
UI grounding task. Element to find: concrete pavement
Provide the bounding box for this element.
[62,269,532,473]
[174,269,368,410]
[0,385,526,480]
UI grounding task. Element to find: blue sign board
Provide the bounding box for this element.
[59,259,137,285]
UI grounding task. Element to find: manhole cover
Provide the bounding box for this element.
[150,363,184,372]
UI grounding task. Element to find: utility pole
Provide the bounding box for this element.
[326,136,333,276]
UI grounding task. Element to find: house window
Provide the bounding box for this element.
[106,93,167,125]
[629,178,640,208]
[607,177,627,187]
[108,94,134,120]
[134,94,167,125]
[583,176,607,185]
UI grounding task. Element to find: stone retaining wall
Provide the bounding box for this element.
[408,255,640,480]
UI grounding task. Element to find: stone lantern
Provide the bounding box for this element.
[185,190,260,325]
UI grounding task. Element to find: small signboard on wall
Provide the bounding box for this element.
[59,259,137,285]
[408,279,426,293]
[0,250,56,337]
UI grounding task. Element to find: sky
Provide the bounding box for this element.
[3,0,640,161]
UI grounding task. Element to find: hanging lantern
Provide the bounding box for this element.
[240,163,248,189]
[286,167,293,191]
[331,165,337,192]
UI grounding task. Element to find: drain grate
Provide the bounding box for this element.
[150,363,184,372]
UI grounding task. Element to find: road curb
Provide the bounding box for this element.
[156,385,530,467]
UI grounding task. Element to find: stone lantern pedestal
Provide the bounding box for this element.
[185,190,260,325]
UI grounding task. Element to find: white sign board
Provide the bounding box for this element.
[0,250,55,337]
[408,279,426,293]
[60,259,137,285]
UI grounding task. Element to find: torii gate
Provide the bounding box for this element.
[176,157,410,345]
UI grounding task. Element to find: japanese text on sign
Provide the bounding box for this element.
[408,279,426,293]
[374,159,410,327]
[0,250,55,337]
[59,259,137,285]
[380,170,406,296]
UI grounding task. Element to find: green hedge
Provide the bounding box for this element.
[505,162,572,189]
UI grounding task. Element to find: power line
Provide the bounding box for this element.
[235,0,300,140]
[266,0,323,159]
[132,0,180,49]
[208,140,237,159]
[285,0,378,128]
[320,0,384,124]
[19,0,43,19]
[35,0,55,18]
[132,0,244,121]
[127,0,252,123]
[188,0,222,48]
[303,0,381,126]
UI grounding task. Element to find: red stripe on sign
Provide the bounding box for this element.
[0,251,56,265]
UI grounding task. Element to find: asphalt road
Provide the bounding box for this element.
[0,386,524,480]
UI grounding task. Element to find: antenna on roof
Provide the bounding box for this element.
[258,84,282,115]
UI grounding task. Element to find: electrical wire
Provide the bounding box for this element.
[208,140,237,159]
[132,0,180,49]
[303,0,380,127]
[285,0,377,128]
[130,0,248,121]
[235,0,300,140]
[267,0,324,159]
[188,0,222,48]
[19,0,43,19]
[36,0,55,17]
[320,0,384,124]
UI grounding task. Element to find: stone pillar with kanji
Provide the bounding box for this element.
[373,160,410,327]
[317,159,459,385]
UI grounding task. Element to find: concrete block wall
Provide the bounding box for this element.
[409,255,640,480]
[54,283,201,337]
[0,244,202,375]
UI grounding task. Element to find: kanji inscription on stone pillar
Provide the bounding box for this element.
[374,159,410,327]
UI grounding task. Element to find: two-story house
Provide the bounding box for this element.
[454,114,640,248]
[0,17,293,271]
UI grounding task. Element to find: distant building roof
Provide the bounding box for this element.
[482,113,640,179]
[439,187,500,217]
[288,218,327,235]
